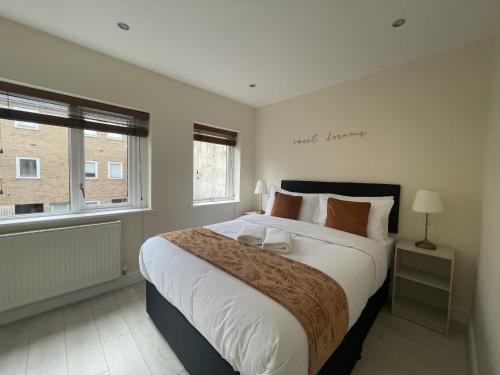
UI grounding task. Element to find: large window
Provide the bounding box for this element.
[0,80,149,219]
[193,123,237,203]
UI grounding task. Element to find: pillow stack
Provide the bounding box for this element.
[264,185,394,242]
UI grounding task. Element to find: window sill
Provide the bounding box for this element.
[192,200,240,207]
[0,208,153,229]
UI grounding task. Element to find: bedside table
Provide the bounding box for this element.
[391,239,454,336]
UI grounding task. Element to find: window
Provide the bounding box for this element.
[0,80,149,220]
[107,133,123,140]
[193,124,237,203]
[85,161,98,179]
[15,203,44,215]
[16,157,41,179]
[84,129,97,137]
[14,106,39,130]
[108,162,124,179]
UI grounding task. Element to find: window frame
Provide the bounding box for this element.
[107,133,123,140]
[14,121,40,130]
[84,160,98,179]
[192,141,235,204]
[16,157,41,179]
[107,162,124,180]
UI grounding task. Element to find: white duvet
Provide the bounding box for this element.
[139,215,391,375]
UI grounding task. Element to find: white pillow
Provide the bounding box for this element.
[265,185,319,223]
[312,194,394,241]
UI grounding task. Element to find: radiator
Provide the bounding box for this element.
[0,221,121,313]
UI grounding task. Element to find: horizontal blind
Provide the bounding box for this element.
[193,123,237,146]
[0,81,149,137]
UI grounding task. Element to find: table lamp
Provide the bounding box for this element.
[412,189,444,250]
[254,180,268,214]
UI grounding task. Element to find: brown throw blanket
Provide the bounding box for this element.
[161,227,349,375]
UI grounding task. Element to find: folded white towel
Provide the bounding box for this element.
[236,223,266,246]
[262,228,292,254]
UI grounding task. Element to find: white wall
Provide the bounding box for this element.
[255,39,495,319]
[472,36,500,375]
[0,17,256,272]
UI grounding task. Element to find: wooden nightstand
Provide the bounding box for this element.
[391,239,454,336]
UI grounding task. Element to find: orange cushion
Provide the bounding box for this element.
[325,198,371,237]
[270,192,303,220]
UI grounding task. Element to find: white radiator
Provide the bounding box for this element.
[0,221,121,313]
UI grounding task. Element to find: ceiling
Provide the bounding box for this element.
[0,0,498,107]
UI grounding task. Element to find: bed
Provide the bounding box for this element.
[140,180,400,375]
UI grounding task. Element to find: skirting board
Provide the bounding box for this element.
[468,317,480,375]
[0,270,144,326]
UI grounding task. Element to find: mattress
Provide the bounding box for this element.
[139,214,392,375]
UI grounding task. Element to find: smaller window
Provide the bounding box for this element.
[107,133,123,140]
[14,121,40,130]
[16,157,40,179]
[50,202,70,213]
[84,129,98,137]
[111,198,127,204]
[108,162,123,179]
[15,203,44,215]
[85,161,98,179]
[13,106,40,130]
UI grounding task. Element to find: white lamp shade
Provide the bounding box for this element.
[254,180,268,195]
[412,190,444,214]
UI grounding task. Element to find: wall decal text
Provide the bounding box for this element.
[292,131,368,145]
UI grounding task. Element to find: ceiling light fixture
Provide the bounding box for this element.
[249,83,256,88]
[117,22,130,31]
[392,18,406,28]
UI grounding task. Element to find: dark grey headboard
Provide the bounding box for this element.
[281,180,401,233]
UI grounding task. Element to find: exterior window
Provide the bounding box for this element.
[16,157,41,179]
[50,202,70,213]
[85,200,100,207]
[85,161,98,179]
[107,133,123,140]
[14,106,39,130]
[111,198,127,203]
[15,203,44,215]
[108,162,124,179]
[15,121,39,130]
[192,124,237,203]
[84,129,97,137]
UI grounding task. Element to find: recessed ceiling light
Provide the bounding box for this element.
[392,18,406,28]
[249,83,256,88]
[117,22,130,31]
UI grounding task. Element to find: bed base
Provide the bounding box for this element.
[146,273,390,375]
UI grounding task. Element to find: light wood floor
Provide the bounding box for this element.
[0,282,469,375]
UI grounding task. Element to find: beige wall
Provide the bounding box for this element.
[0,18,256,272]
[255,39,495,319]
[472,36,500,375]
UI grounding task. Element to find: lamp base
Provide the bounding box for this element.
[415,239,437,250]
[256,209,265,214]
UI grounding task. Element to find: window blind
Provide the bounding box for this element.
[0,81,149,137]
[193,123,237,146]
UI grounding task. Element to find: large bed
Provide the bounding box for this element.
[139,180,400,375]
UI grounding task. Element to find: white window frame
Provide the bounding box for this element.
[14,121,40,130]
[50,202,70,212]
[84,129,98,137]
[107,133,123,140]
[13,106,40,130]
[108,162,124,180]
[193,142,235,204]
[16,157,41,179]
[84,161,98,179]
